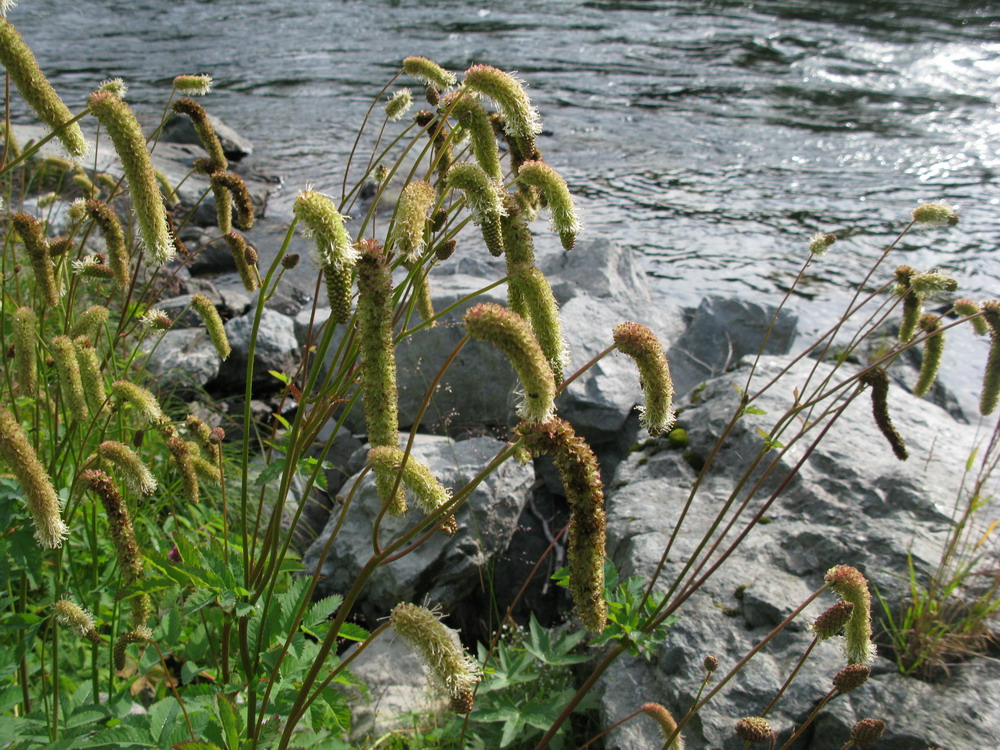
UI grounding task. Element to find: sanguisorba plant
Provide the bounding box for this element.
[0,7,998,748]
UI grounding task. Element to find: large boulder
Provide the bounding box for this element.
[596,355,998,748]
[142,328,221,395]
[160,110,254,161]
[302,435,535,622]
[218,307,300,393]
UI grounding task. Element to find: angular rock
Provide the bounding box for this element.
[218,307,300,393]
[160,111,254,161]
[302,435,535,622]
[142,328,222,395]
[596,355,998,749]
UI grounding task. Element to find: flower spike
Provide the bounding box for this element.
[613,322,675,436]
[824,565,877,665]
[368,446,457,535]
[403,56,456,89]
[517,160,581,251]
[980,301,1000,415]
[913,313,943,398]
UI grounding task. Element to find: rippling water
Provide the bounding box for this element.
[12,0,1000,317]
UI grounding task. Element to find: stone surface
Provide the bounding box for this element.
[596,354,999,749]
[669,296,798,396]
[142,328,222,394]
[302,435,535,622]
[218,307,301,393]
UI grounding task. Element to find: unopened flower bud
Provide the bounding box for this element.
[703,654,719,673]
[811,600,855,640]
[850,718,887,746]
[735,717,773,743]
[281,253,300,270]
[172,74,212,96]
[436,238,457,261]
[832,663,870,693]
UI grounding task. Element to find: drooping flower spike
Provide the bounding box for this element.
[51,335,90,422]
[191,294,231,361]
[12,212,58,306]
[0,19,87,156]
[980,301,1000,415]
[89,90,174,263]
[613,322,675,437]
[392,180,437,260]
[443,92,502,181]
[12,306,37,392]
[913,313,943,398]
[859,366,907,461]
[824,565,877,666]
[641,703,684,749]
[446,162,505,257]
[517,160,581,251]
[368,446,457,534]
[223,231,259,292]
[402,56,456,89]
[82,199,129,287]
[98,441,156,496]
[293,190,357,324]
[463,64,541,147]
[210,171,255,230]
[952,298,989,337]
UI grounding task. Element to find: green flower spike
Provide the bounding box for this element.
[909,271,957,297]
[516,418,606,632]
[859,366,907,461]
[167,437,200,505]
[463,64,541,152]
[980,301,1000,415]
[436,238,457,261]
[735,717,773,744]
[70,305,109,341]
[0,20,87,156]
[12,306,37,392]
[112,380,165,426]
[98,441,156,496]
[402,56,457,89]
[952,298,989,337]
[390,603,481,714]
[89,90,173,263]
[356,239,406,513]
[173,74,212,96]
[912,201,958,227]
[53,599,101,644]
[641,703,684,749]
[84,199,129,287]
[446,162,505,257]
[463,303,556,422]
[509,263,567,385]
[191,294,231,361]
[0,406,68,549]
[824,565,877,666]
[51,335,90,422]
[223,231,258,292]
[113,627,152,672]
[12,212,58,306]
[444,92,502,181]
[293,189,358,324]
[385,88,413,121]
[369,446,458,534]
[808,232,837,257]
[187,415,220,463]
[211,171,254,230]
[393,180,437,260]
[406,260,436,326]
[74,336,108,417]
[913,313,944,398]
[172,97,227,170]
[517,160,581,251]
[894,265,920,343]
[613,322,676,437]
[98,77,126,98]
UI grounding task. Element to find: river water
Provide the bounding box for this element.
[12,1,1000,330]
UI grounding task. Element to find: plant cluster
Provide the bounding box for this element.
[0,8,997,749]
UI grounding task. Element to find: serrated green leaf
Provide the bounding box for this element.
[254,457,288,487]
[215,694,240,750]
[306,594,343,627]
[148,698,180,742]
[336,622,369,641]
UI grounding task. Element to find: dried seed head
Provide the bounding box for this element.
[223,230,258,292]
[425,84,440,106]
[89,90,173,262]
[516,419,606,632]
[832,663,871,693]
[172,97,227,169]
[368,446,457,534]
[808,232,837,256]
[850,718,887,746]
[0,406,67,549]
[54,598,101,643]
[402,56,457,89]
[0,20,88,156]
[209,427,226,444]
[517,160,581,251]
[641,703,684,749]
[735,717,773,743]
[281,253,300,270]
[811,600,855,640]
[113,626,152,671]
[191,294,231,361]
[613,322,675,436]
[463,303,555,422]
[211,171,255,230]
[824,565,876,665]
[172,74,212,96]
[385,88,413,121]
[912,201,958,226]
[390,603,481,712]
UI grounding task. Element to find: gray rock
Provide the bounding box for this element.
[538,236,652,305]
[669,296,798,396]
[294,307,332,349]
[158,290,221,328]
[302,435,535,621]
[218,307,301,393]
[142,328,222,394]
[160,111,254,161]
[596,355,998,749]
